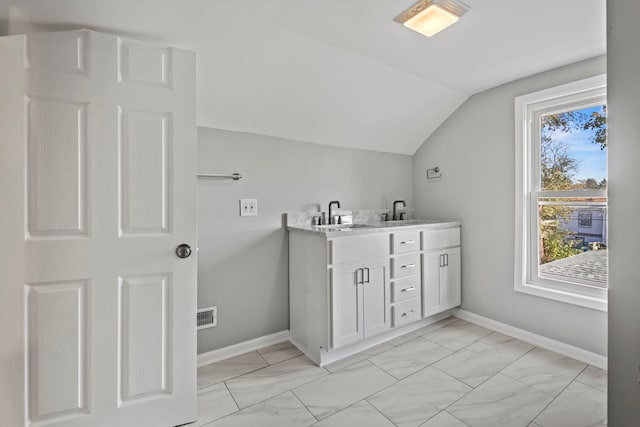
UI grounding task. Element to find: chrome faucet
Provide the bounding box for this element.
[393,200,406,221]
[328,201,341,225]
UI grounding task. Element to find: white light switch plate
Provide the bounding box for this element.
[240,199,258,216]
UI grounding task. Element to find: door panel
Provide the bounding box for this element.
[118,108,172,235]
[118,39,172,88]
[422,251,443,317]
[0,31,197,427]
[363,260,390,337]
[27,281,88,422]
[442,247,461,310]
[27,97,88,238]
[331,264,363,349]
[26,31,89,75]
[119,274,171,402]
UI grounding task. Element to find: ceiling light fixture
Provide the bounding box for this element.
[395,0,470,37]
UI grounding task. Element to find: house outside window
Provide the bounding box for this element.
[515,75,607,311]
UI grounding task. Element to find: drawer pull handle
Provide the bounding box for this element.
[401,309,415,317]
[401,263,416,269]
[400,240,415,245]
[401,286,415,292]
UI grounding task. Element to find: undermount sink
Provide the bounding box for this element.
[316,223,373,231]
[381,219,431,225]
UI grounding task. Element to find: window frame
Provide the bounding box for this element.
[514,75,607,312]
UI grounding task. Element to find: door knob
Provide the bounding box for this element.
[175,243,192,259]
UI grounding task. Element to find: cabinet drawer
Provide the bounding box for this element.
[392,253,420,279]
[422,227,460,251]
[393,299,421,327]
[392,276,421,303]
[392,230,420,255]
[330,234,388,265]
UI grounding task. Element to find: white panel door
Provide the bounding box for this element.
[0,31,197,427]
[362,259,390,338]
[331,263,364,349]
[422,250,443,317]
[441,247,462,310]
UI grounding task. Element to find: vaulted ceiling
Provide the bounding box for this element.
[5,0,606,154]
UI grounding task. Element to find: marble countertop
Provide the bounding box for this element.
[287,219,461,237]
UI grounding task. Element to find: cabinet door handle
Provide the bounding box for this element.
[400,240,415,245]
[401,309,415,317]
[439,254,444,267]
[401,263,416,269]
[355,268,363,284]
[444,253,449,267]
[401,286,415,292]
[364,267,370,284]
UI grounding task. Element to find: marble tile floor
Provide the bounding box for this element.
[195,317,607,427]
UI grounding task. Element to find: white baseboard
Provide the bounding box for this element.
[197,330,290,368]
[315,311,453,367]
[453,309,607,370]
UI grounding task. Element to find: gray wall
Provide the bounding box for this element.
[197,127,413,354]
[607,0,640,424]
[412,56,608,356]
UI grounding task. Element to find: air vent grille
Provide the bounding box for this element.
[197,306,217,330]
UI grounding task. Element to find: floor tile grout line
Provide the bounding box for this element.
[197,351,270,389]
[431,344,544,418]
[199,347,303,389]
[222,381,241,413]
[356,359,471,426]
[211,389,316,425]
[258,345,303,366]
[428,364,480,415]
[225,354,329,384]
[573,364,608,393]
[363,327,506,398]
[428,341,535,390]
[193,382,241,427]
[366,342,452,382]
[234,370,331,410]
[498,347,590,399]
[363,398,402,427]
[418,409,469,427]
[294,359,404,423]
[429,363,480,391]
[200,318,599,426]
[288,389,320,425]
[574,376,608,393]
[225,360,330,410]
[527,365,590,425]
[365,364,429,409]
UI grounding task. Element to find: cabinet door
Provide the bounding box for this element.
[363,259,390,338]
[441,247,461,310]
[422,250,443,317]
[331,263,364,349]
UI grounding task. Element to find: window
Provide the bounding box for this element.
[515,75,607,311]
[578,211,593,228]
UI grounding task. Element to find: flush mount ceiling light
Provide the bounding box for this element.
[395,0,470,37]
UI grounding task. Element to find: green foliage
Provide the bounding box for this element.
[580,177,607,189]
[583,105,607,149]
[540,220,581,264]
[539,206,581,265]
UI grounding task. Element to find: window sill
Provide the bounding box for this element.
[515,281,607,312]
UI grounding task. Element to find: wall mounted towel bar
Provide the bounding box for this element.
[197,172,243,181]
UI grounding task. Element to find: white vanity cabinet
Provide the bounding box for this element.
[390,230,422,327]
[422,228,462,317]
[288,221,461,366]
[288,231,391,365]
[330,234,390,349]
[331,258,390,349]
